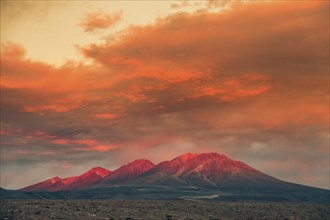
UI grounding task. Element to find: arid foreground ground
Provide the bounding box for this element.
[1,200,329,220]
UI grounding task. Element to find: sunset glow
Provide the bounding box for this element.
[1,0,329,190]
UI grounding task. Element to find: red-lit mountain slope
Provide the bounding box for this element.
[21,153,295,191]
[96,159,155,185]
[21,167,111,191]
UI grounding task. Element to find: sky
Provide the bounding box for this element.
[0,0,329,190]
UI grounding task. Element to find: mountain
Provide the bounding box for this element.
[17,152,329,202]
[19,153,311,191]
[96,159,155,186]
[21,167,111,191]
[174,153,285,189]
[125,153,283,189]
[128,153,199,186]
[62,166,111,190]
[20,176,77,192]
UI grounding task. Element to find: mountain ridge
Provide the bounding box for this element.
[20,166,111,192]
[97,159,155,186]
[18,152,324,193]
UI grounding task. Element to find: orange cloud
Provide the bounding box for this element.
[23,104,76,113]
[4,129,116,153]
[93,113,115,119]
[1,42,25,59]
[91,145,115,152]
[192,73,270,101]
[80,10,123,32]
[1,1,329,189]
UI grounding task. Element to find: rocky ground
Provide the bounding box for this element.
[0,200,329,220]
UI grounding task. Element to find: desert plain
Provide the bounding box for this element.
[1,200,329,220]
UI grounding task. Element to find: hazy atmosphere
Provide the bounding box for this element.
[1,0,329,190]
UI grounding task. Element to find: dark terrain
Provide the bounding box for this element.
[2,185,329,202]
[1,199,329,220]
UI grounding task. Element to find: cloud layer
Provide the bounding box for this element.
[80,10,123,32]
[1,1,329,189]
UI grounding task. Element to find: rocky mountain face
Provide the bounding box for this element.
[19,152,308,191]
[21,167,111,191]
[97,159,155,185]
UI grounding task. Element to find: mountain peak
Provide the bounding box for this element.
[49,177,61,184]
[99,159,155,185]
[21,176,64,191]
[85,166,111,178]
[88,166,109,171]
[171,153,199,164]
[130,159,154,165]
[199,152,226,158]
[90,166,105,170]
[114,159,155,173]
